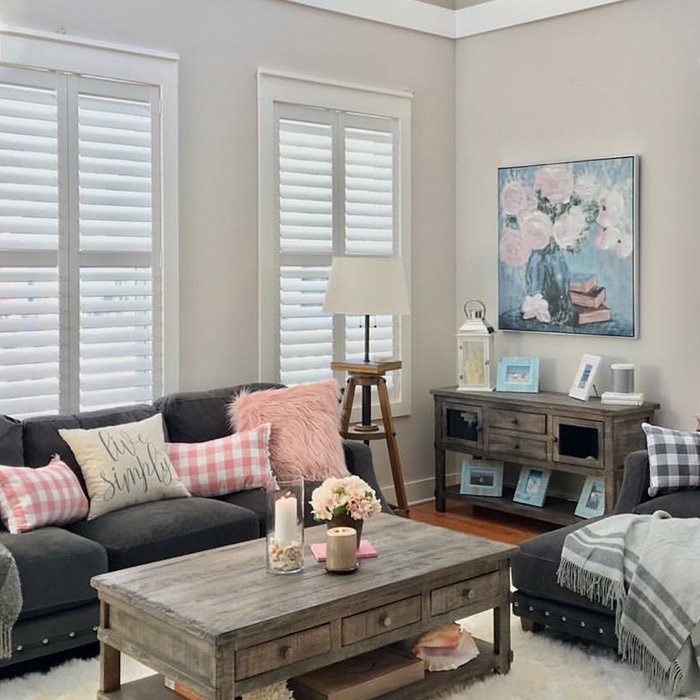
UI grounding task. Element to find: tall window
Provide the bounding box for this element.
[0,65,162,417]
[259,73,412,413]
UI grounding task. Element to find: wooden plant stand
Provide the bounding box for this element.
[333,360,409,517]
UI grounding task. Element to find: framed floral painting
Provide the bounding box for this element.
[497,156,638,337]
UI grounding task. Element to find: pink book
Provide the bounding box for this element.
[310,540,378,562]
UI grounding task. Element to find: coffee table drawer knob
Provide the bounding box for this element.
[462,588,475,600]
[279,645,293,660]
[380,614,392,628]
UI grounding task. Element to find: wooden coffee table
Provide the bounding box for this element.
[92,514,517,700]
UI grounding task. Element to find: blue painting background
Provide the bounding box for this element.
[497,156,636,337]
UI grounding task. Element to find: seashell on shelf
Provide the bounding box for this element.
[412,622,480,671]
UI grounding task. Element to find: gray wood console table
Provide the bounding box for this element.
[431,387,659,526]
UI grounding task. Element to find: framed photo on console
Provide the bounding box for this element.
[460,458,504,498]
[575,476,605,518]
[569,353,602,401]
[513,467,551,507]
[496,356,540,393]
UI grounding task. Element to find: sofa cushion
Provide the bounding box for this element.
[154,384,282,443]
[22,405,157,488]
[67,497,260,570]
[0,415,23,467]
[218,488,267,530]
[512,517,612,615]
[633,490,700,518]
[0,527,107,620]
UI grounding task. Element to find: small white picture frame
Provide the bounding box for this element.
[575,476,606,519]
[569,354,602,401]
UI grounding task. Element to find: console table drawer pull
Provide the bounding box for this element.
[235,624,331,680]
[488,408,547,435]
[342,596,421,646]
[431,572,500,616]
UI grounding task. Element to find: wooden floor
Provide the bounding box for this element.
[410,501,555,545]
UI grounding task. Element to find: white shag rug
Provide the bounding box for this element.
[2,608,695,700]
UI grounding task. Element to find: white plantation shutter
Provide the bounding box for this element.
[0,66,162,418]
[275,104,400,395]
[77,82,161,412]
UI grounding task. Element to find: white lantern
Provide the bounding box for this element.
[456,300,495,392]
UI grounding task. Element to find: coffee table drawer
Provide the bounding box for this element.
[342,596,422,646]
[431,572,500,616]
[235,624,331,680]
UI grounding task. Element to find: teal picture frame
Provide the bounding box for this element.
[496,356,540,393]
[513,467,551,508]
[575,476,605,519]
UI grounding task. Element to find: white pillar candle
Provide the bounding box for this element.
[274,491,297,547]
[326,527,358,572]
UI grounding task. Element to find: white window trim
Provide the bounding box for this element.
[0,26,180,397]
[258,70,413,418]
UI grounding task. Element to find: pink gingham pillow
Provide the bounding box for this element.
[0,457,89,534]
[166,423,273,497]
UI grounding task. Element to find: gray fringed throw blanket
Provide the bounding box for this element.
[0,543,21,659]
[558,512,700,696]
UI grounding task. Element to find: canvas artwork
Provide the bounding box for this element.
[498,156,637,337]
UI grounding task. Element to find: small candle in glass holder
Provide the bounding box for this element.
[326,527,358,573]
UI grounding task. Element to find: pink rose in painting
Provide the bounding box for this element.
[594,225,620,251]
[520,211,552,250]
[521,294,551,323]
[534,165,574,204]
[500,181,531,215]
[552,207,586,249]
[500,229,531,267]
[597,189,625,228]
[616,234,633,259]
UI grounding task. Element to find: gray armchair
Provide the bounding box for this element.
[512,449,700,647]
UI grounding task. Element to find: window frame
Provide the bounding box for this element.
[0,26,180,411]
[258,70,413,417]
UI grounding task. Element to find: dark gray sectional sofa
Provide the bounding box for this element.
[512,449,698,647]
[0,383,387,669]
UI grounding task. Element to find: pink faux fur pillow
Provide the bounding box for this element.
[228,381,349,481]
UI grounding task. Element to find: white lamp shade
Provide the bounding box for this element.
[323,257,411,315]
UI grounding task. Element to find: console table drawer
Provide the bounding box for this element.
[488,431,548,461]
[488,408,546,435]
[431,572,500,616]
[235,624,331,680]
[342,596,422,646]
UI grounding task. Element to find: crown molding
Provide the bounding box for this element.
[283,0,628,38]
[454,0,629,37]
[284,0,455,37]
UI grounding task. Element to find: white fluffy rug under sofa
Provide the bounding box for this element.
[2,608,693,700]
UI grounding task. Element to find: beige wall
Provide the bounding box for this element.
[0,0,457,501]
[456,0,700,433]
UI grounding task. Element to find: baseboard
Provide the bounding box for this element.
[381,471,460,507]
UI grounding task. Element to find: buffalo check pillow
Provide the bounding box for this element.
[642,423,700,496]
[0,457,89,534]
[166,423,273,497]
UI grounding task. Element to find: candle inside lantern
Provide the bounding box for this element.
[326,527,358,573]
[274,491,298,547]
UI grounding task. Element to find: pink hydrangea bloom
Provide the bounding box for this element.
[500,229,531,267]
[597,189,625,228]
[520,211,552,250]
[500,180,533,215]
[534,165,574,204]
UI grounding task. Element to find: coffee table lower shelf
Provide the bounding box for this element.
[97,639,499,700]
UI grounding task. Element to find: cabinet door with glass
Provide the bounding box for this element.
[552,416,604,469]
[442,402,483,450]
